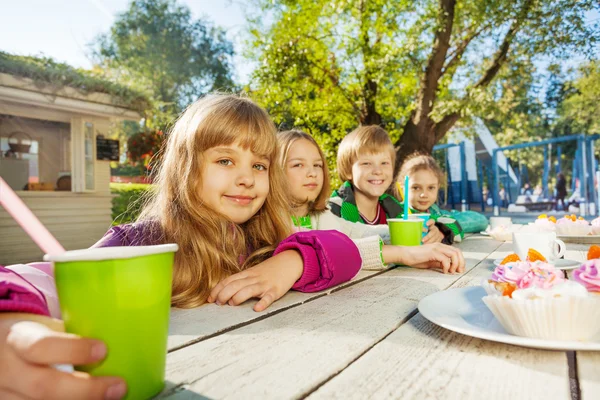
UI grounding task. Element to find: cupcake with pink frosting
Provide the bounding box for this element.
[483,261,543,297]
[573,260,600,295]
[482,261,600,341]
[555,215,591,236]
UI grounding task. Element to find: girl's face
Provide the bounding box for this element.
[200,142,270,224]
[407,169,439,212]
[351,151,394,200]
[285,139,324,205]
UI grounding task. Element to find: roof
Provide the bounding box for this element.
[0,51,150,112]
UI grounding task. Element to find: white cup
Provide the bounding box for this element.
[489,217,512,230]
[512,231,566,262]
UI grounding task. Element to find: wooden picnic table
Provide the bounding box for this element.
[158,227,599,400]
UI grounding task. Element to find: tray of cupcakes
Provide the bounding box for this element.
[531,214,600,243]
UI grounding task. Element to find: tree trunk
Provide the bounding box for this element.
[361,80,382,125]
[394,0,533,170]
[395,0,456,168]
[394,117,436,175]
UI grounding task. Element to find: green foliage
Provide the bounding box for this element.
[559,61,600,136]
[93,0,236,131]
[246,0,599,176]
[110,183,152,225]
[111,164,146,176]
[0,51,150,111]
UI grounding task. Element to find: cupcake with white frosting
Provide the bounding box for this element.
[555,215,591,236]
[590,217,600,235]
[533,214,556,232]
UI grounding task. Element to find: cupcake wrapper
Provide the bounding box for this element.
[556,224,591,236]
[482,295,600,341]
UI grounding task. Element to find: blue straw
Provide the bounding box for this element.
[403,175,409,220]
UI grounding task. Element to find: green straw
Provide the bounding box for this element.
[403,175,409,220]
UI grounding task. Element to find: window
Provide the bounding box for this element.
[0,115,70,191]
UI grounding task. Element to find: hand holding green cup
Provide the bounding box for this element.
[45,244,178,400]
[388,218,423,246]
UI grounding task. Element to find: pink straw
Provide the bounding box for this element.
[0,177,65,255]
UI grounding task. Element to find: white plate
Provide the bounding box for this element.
[418,286,600,351]
[479,231,490,236]
[492,258,580,270]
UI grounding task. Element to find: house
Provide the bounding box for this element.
[0,52,147,264]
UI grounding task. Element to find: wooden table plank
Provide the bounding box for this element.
[308,314,571,400]
[159,235,504,398]
[308,235,574,400]
[563,242,600,400]
[578,352,600,400]
[168,269,386,350]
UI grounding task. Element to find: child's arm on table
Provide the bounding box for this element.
[0,267,126,400]
[208,230,362,312]
[382,242,465,274]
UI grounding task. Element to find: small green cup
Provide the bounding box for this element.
[388,218,423,246]
[45,244,178,400]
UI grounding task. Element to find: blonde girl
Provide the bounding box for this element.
[395,153,465,242]
[0,96,361,400]
[279,129,465,272]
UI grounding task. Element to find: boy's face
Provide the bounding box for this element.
[350,151,394,200]
[408,169,439,212]
[200,143,270,224]
[285,139,324,206]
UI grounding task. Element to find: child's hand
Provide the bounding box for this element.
[207,250,304,312]
[422,220,444,244]
[400,243,465,274]
[0,318,127,400]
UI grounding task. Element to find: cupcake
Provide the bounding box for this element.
[591,217,600,235]
[482,262,600,341]
[573,260,600,295]
[533,214,556,232]
[483,261,534,297]
[488,225,513,241]
[555,215,591,236]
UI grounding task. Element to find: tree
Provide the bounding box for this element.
[558,61,600,136]
[93,0,235,130]
[247,0,599,170]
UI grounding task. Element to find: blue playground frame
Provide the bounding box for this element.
[434,134,600,216]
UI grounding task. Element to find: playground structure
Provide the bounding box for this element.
[434,125,600,217]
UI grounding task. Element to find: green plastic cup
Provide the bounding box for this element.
[45,244,178,400]
[388,218,423,246]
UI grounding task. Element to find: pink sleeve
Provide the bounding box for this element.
[5,262,60,318]
[0,265,51,317]
[274,230,361,292]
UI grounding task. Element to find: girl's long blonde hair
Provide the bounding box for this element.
[278,130,330,215]
[139,94,292,308]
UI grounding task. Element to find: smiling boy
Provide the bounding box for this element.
[329,126,402,224]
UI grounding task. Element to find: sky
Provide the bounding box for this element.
[0,0,255,83]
